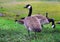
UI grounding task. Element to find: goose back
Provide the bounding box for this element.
[24,16,42,32]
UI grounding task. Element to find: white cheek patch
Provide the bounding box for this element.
[28,6,31,9]
[52,25,54,28]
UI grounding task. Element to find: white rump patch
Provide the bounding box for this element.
[52,25,54,28]
[29,27,32,31]
[28,6,31,9]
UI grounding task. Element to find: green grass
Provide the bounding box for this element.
[0,17,60,42]
[0,1,60,42]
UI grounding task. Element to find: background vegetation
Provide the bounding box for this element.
[0,0,60,42]
[0,1,60,21]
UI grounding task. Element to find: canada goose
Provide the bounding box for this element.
[15,4,49,26]
[33,14,49,25]
[46,12,55,28]
[25,4,49,27]
[24,16,42,36]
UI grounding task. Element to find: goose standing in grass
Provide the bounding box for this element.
[24,16,42,36]
[46,12,55,28]
[15,4,49,27]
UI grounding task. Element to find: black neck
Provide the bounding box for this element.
[48,18,55,28]
[28,6,32,17]
[46,12,55,28]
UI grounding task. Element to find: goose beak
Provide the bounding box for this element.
[24,4,31,8]
[24,6,27,8]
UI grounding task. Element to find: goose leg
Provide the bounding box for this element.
[28,30,30,36]
[41,25,43,28]
[34,32,37,39]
